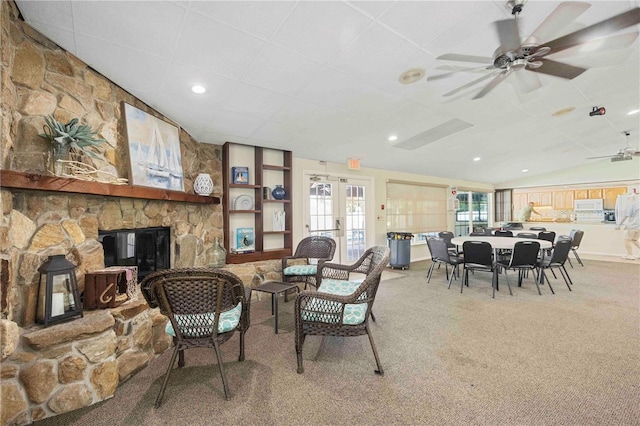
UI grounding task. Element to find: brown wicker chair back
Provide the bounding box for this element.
[282,236,337,289]
[294,246,390,375]
[140,268,250,406]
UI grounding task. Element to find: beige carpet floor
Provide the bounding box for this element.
[34,259,640,426]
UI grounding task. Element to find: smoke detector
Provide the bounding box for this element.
[399,68,426,84]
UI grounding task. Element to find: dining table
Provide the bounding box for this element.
[451,236,552,250]
[451,236,552,290]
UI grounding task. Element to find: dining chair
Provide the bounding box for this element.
[140,268,251,406]
[438,231,458,255]
[461,241,507,298]
[469,232,486,236]
[294,246,390,375]
[497,241,542,295]
[426,237,463,288]
[568,229,585,267]
[494,230,513,237]
[537,231,556,256]
[529,226,547,231]
[537,239,573,294]
[516,232,538,239]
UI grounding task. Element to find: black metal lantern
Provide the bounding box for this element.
[37,255,83,327]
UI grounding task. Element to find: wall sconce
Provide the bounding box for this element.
[37,255,83,327]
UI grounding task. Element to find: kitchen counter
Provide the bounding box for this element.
[522,222,628,258]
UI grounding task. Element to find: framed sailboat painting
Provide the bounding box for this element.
[122,102,185,191]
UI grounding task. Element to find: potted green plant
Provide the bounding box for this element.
[39,115,106,176]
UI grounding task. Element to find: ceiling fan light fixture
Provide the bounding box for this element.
[399,68,426,85]
[473,157,481,162]
[388,135,398,141]
[522,169,529,173]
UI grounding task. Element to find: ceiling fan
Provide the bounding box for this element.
[587,132,640,162]
[431,1,640,99]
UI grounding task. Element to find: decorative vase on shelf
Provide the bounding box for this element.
[193,173,213,196]
[210,236,227,268]
[50,142,71,176]
[272,185,286,200]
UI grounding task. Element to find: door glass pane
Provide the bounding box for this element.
[345,184,366,261]
[309,182,334,238]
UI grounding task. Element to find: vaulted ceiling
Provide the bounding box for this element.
[15,1,640,184]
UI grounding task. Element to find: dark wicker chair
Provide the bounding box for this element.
[282,236,336,290]
[140,268,251,406]
[294,246,390,375]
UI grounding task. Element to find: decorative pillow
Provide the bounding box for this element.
[165,302,242,337]
[283,265,317,276]
[301,279,367,325]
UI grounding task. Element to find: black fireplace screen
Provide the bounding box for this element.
[98,227,170,282]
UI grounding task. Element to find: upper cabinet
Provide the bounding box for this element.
[552,190,574,210]
[604,187,628,209]
[222,142,292,264]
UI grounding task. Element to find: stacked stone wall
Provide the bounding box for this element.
[0,3,285,425]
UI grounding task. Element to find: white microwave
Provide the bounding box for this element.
[574,199,603,211]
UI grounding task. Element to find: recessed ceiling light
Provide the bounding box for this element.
[388,135,398,141]
[473,157,481,162]
[522,169,529,173]
[191,84,206,94]
[628,109,640,115]
[398,68,426,85]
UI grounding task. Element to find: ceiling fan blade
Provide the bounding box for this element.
[436,53,493,64]
[521,2,591,47]
[586,155,615,159]
[549,31,639,59]
[442,72,498,97]
[515,69,542,93]
[531,7,640,56]
[427,64,495,81]
[528,59,586,79]
[495,19,521,52]
[472,71,510,99]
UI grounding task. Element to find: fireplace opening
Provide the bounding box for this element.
[98,227,170,282]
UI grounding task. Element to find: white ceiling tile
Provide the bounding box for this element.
[243,44,324,95]
[190,1,295,40]
[75,35,168,95]
[174,10,266,80]
[222,85,289,119]
[379,1,483,47]
[347,1,394,19]
[210,110,266,138]
[270,98,333,129]
[71,1,185,57]
[296,67,368,109]
[16,1,74,28]
[270,2,373,63]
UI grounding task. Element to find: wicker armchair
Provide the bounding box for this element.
[294,246,390,375]
[282,236,336,290]
[140,268,251,406]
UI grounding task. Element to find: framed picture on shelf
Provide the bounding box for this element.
[232,167,249,184]
[235,227,255,253]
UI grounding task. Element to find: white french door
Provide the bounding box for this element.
[303,173,374,264]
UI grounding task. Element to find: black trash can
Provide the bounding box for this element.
[387,232,413,270]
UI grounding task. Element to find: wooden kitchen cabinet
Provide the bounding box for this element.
[588,188,603,199]
[604,187,627,209]
[553,190,575,210]
[574,189,588,199]
[539,191,553,206]
[527,192,541,205]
